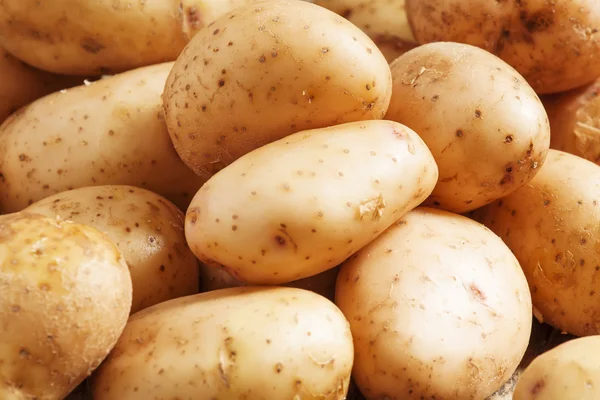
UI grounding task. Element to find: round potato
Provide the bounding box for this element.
[336,207,532,400]
[385,42,550,213]
[470,150,600,337]
[185,120,438,285]
[25,185,199,314]
[0,212,132,400]
[92,287,354,400]
[0,62,205,213]
[163,0,392,179]
[405,0,600,94]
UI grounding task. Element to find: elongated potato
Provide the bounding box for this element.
[0,212,132,400]
[0,62,204,213]
[470,150,600,337]
[185,120,438,285]
[163,0,392,179]
[386,42,550,213]
[92,287,354,400]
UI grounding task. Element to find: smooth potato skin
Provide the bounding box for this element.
[470,150,600,337]
[0,213,132,400]
[163,0,392,179]
[0,62,204,213]
[25,185,199,314]
[386,42,550,213]
[92,287,354,400]
[336,208,532,400]
[185,120,438,285]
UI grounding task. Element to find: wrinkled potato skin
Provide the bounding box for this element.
[386,42,550,213]
[25,185,199,314]
[405,0,600,94]
[470,150,600,337]
[336,208,532,400]
[0,213,132,400]
[0,0,255,75]
[185,120,438,285]
[0,62,204,213]
[163,0,392,179]
[93,287,354,400]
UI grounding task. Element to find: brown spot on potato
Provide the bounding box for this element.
[275,235,286,246]
[456,129,463,138]
[275,363,284,373]
[505,135,514,143]
[81,38,105,54]
[531,379,546,395]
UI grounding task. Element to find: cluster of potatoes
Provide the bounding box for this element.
[1,0,600,399]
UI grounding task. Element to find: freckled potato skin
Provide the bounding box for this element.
[0,212,132,400]
[185,120,438,285]
[0,62,204,213]
[92,286,354,400]
[386,42,550,213]
[336,207,532,400]
[163,0,392,179]
[25,185,199,314]
[470,150,600,337]
[405,0,600,94]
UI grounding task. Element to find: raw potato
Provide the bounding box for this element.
[25,185,199,314]
[0,62,205,213]
[163,0,392,179]
[336,207,532,400]
[92,287,354,400]
[0,0,255,75]
[405,0,600,94]
[185,120,438,285]
[470,150,600,337]
[0,212,132,400]
[386,42,550,213]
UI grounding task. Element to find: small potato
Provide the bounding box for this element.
[0,62,205,213]
[0,212,132,400]
[92,287,354,400]
[25,185,199,314]
[185,120,438,285]
[470,150,600,337]
[336,207,532,400]
[163,0,392,179]
[385,42,550,213]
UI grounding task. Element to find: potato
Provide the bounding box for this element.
[25,185,199,314]
[185,120,438,285]
[385,42,550,213]
[0,212,132,400]
[470,150,600,337]
[92,286,354,400]
[336,207,532,400]
[0,0,256,76]
[163,0,392,179]
[0,62,205,213]
[405,0,600,94]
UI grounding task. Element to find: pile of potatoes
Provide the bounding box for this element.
[1,0,600,399]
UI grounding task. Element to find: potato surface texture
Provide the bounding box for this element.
[386,42,550,213]
[0,213,132,400]
[471,150,600,336]
[0,62,204,213]
[25,185,199,314]
[163,0,392,179]
[92,286,354,400]
[185,120,438,285]
[336,207,532,400]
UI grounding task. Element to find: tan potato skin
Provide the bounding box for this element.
[0,0,255,76]
[0,62,204,213]
[163,0,392,179]
[386,42,550,213]
[470,150,600,337]
[336,207,532,400]
[405,0,600,94]
[92,287,354,400]
[25,185,199,314]
[0,212,132,400]
[185,120,439,285]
